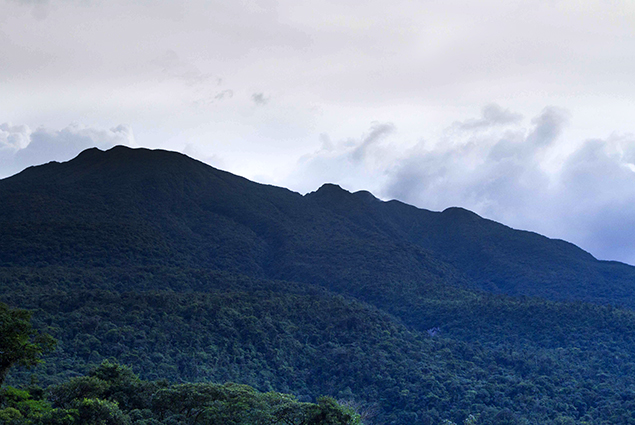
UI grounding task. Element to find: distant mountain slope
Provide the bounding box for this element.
[0,146,466,327]
[307,183,635,303]
[1,145,633,309]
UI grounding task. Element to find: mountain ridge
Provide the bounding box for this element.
[1,145,633,309]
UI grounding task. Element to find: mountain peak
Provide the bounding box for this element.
[74,145,135,160]
[314,183,348,193]
[67,145,214,176]
[306,183,350,203]
[308,183,380,202]
[441,206,482,221]
[351,189,379,203]
[72,145,191,162]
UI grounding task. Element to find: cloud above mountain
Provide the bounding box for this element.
[286,105,635,264]
[2,0,635,264]
[2,106,635,265]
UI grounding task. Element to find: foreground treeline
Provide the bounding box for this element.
[5,267,635,424]
[0,361,361,425]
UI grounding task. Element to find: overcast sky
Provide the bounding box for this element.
[2,0,635,264]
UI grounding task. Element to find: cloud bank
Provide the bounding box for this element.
[286,105,635,265]
[0,123,135,178]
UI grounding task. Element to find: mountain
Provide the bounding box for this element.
[2,146,634,309]
[4,146,635,424]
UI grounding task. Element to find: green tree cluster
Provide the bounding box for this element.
[0,303,55,387]
[1,361,361,425]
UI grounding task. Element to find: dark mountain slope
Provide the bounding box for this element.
[0,146,300,275]
[0,146,466,320]
[2,145,635,310]
[307,184,635,304]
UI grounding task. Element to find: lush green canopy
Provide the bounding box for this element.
[1,361,361,425]
[0,303,55,388]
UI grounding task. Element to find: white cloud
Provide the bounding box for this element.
[349,122,395,163]
[151,49,217,87]
[0,123,135,178]
[555,134,635,262]
[382,107,566,226]
[286,122,400,196]
[452,104,523,131]
[0,123,31,151]
[251,93,269,106]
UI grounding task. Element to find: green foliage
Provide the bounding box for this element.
[0,406,24,425]
[0,385,73,425]
[305,397,361,425]
[0,303,56,387]
[0,362,360,425]
[75,398,129,425]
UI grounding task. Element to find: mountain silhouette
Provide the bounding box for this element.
[2,145,633,312]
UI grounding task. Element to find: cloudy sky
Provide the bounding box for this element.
[2,0,635,264]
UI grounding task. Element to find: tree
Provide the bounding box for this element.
[0,302,56,387]
[75,398,130,425]
[305,397,362,425]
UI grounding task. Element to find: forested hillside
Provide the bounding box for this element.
[3,146,635,307]
[3,146,635,424]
